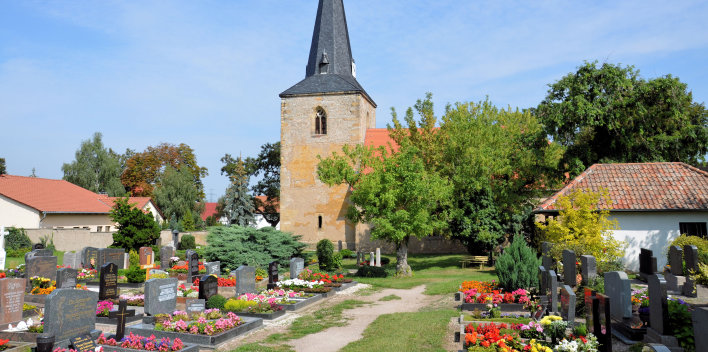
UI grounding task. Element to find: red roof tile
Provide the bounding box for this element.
[535,162,708,212]
[364,128,397,151]
[254,195,279,214]
[201,202,218,220]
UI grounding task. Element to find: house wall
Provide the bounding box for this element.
[0,195,40,229]
[610,211,708,271]
[42,214,115,232]
[142,202,164,224]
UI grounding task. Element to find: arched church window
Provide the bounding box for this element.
[315,108,327,135]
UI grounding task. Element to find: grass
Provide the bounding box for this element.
[7,250,64,268]
[344,254,496,295]
[231,343,294,352]
[379,294,401,301]
[340,309,458,352]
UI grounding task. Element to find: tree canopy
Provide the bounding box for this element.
[0,158,6,175]
[109,196,161,251]
[223,156,256,227]
[121,143,208,198]
[152,165,203,229]
[537,61,708,177]
[61,132,125,196]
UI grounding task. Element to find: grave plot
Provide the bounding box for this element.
[455,280,530,313]
[95,263,145,324]
[24,252,58,304]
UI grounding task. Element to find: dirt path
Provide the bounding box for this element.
[288,285,429,352]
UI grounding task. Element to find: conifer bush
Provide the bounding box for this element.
[180,235,196,250]
[495,235,540,291]
[126,250,146,283]
[316,239,335,271]
[204,226,305,270]
[207,294,226,310]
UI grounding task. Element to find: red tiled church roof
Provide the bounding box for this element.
[535,162,708,212]
[201,202,218,221]
[364,128,396,150]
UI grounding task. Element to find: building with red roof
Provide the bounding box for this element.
[534,162,708,270]
[0,174,163,231]
[201,196,280,228]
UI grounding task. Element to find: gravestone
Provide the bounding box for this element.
[80,247,99,269]
[290,257,304,279]
[647,274,668,335]
[25,255,57,292]
[668,246,683,276]
[144,278,178,315]
[56,268,78,289]
[603,271,632,320]
[160,246,173,270]
[206,261,220,276]
[560,284,576,326]
[538,266,547,294]
[0,278,26,324]
[369,252,374,266]
[267,261,279,290]
[149,269,167,276]
[198,275,218,301]
[186,299,206,314]
[108,299,130,341]
[62,252,81,269]
[692,307,708,350]
[186,250,199,283]
[639,248,657,281]
[584,288,596,333]
[99,263,118,300]
[541,241,553,269]
[683,245,699,297]
[43,288,99,342]
[356,251,361,266]
[592,293,612,352]
[0,227,8,270]
[139,247,153,266]
[375,248,381,267]
[98,248,126,269]
[171,229,179,249]
[548,269,559,312]
[562,249,576,286]
[24,248,53,263]
[580,255,597,285]
[234,266,256,295]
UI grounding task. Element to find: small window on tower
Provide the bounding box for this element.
[318,215,323,229]
[315,108,327,135]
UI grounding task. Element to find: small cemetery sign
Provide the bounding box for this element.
[186,299,206,314]
[99,263,118,300]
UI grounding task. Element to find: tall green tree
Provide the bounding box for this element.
[109,196,161,251]
[153,165,203,229]
[223,156,256,227]
[537,61,708,177]
[318,142,452,277]
[61,132,125,195]
[0,158,6,175]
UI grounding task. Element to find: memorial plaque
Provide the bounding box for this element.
[56,268,78,289]
[198,275,218,301]
[290,257,304,279]
[186,299,206,314]
[206,261,220,276]
[0,278,26,324]
[69,334,96,352]
[144,278,178,315]
[44,289,98,342]
[99,263,118,300]
[25,255,58,292]
[234,265,256,295]
[81,247,99,269]
[267,261,279,290]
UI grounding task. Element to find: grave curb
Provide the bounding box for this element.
[125,316,263,348]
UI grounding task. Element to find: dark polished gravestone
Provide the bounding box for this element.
[25,255,58,292]
[56,268,78,289]
[267,261,279,290]
[547,269,559,313]
[160,246,174,271]
[198,275,218,301]
[538,266,548,294]
[144,278,178,316]
[562,249,577,287]
[0,278,26,325]
[683,245,699,297]
[580,255,597,285]
[43,289,99,343]
[668,246,683,276]
[186,250,199,283]
[560,284,576,327]
[99,263,118,300]
[290,257,304,279]
[205,261,220,276]
[80,247,99,269]
[591,293,612,352]
[186,299,206,315]
[644,273,682,352]
[584,288,596,334]
[639,248,658,281]
[234,265,256,295]
[693,307,708,350]
[98,248,126,270]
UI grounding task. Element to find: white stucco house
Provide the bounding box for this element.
[534,162,708,271]
[0,174,164,231]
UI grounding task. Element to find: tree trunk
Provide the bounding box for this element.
[396,237,412,277]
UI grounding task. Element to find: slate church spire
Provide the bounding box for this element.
[280,0,374,106]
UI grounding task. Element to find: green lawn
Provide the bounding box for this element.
[6,250,64,268]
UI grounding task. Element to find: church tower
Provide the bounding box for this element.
[279,0,376,249]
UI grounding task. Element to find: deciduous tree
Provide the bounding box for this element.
[62,132,125,196]
[0,158,6,175]
[153,165,203,229]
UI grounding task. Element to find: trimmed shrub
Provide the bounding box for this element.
[356,266,388,278]
[207,294,227,310]
[125,250,145,283]
[180,235,196,250]
[381,257,391,266]
[339,249,355,258]
[495,235,540,291]
[224,299,257,312]
[204,226,305,270]
[316,239,335,272]
[6,227,31,250]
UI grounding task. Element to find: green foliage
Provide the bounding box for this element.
[668,234,708,265]
[153,165,203,228]
[222,156,256,227]
[536,189,625,267]
[572,323,588,337]
[0,158,5,174]
[243,141,281,227]
[224,299,258,312]
[316,240,336,272]
[61,132,125,196]
[39,234,56,251]
[6,227,32,250]
[207,294,227,310]
[668,299,694,352]
[125,250,145,283]
[339,249,355,258]
[7,248,30,257]
[356,266,388,278]
[110,196,161,251]
[129,250,139,266]
[537,61,708,177]
[495,235,540,291]
[179,235,196,250]
[204,226,305,269]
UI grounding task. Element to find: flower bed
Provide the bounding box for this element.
[223,294,285,318]
[94,333,188,352]
[125,317,262,348]
[29,276,56,295]
[77,268,97,281]
[462,321,600,351]
[116,294,145,307]
[177,284,199,298]
[191,276,236,287]
[459,280,498,293]
[276,279,332,295]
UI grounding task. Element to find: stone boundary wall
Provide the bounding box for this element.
[23,229,209,252]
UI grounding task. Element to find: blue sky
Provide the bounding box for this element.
[1,1,707,202]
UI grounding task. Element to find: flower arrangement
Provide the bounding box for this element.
[513,321,544,340]
[170,263,206,274]
[522,339,552,352]
[276,279,325,289]
[96,332,185,351]
[192,276,236,287]
[260,289,310,298]
[96,301,114,317]
[0,338,10,351]
[0,272,6,279]
[23,303,36,312]
[631,288,649,308]
[118,294,145,306]
[154,309,242,336]
[464,323,521,351]
[77,268,97,281]
[177,284,199,298]
[540,315,568,343]
[459,280,498,293]
[29,276,56,295]
[464,289,530,305]
[553,334,599,352]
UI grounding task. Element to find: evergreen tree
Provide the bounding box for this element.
[0,158,6,175]
[223,156,256,227]
[109,196,161,251]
